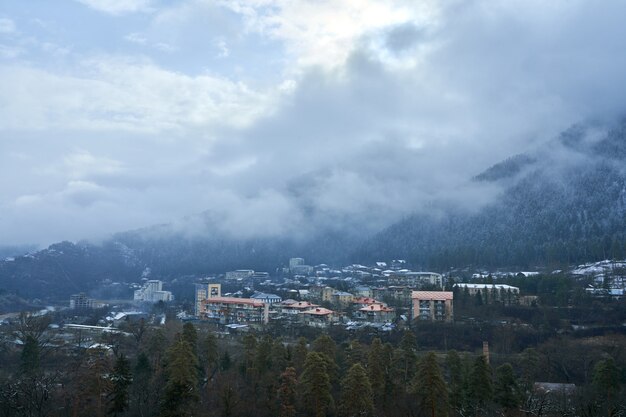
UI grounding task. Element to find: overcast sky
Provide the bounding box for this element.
[1,0,626,246]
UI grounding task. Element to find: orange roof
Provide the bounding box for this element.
[359,304,394,312]
[284,301,319,309]
[352,297,381,305]
[203,297,265,307]
[411,291,453,301]
[302,307,334,316]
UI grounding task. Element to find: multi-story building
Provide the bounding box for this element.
[411,291,454,322]
[225,270,255,280]
[199,297,269,325]
[388,272,443,288]
[195,283,222,316]
[454,283,520,305]
[70,293,96,309]
[354,304,395,323]
[250,292,282,304]
[332,291,354,306]
[301,307,337,328]
[277,300,320,315]
[134,280,173,303]
[289,258,305,270]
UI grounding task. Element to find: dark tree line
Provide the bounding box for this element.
[2,319,625,417]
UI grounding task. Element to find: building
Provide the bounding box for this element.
[388,272,443,288]
[354,303,395,323]
[301,307,336,328]
[411,291,454,322]
[225,270,255,280]
[277,300,320,315]
[195,283,222,316]
[134,280,173,303]
[70,293,96,309]
[454,283,519,305]
[199,297,269,325]
[332,291,354,306]
[289,258,305,270]
[250,292,282,304]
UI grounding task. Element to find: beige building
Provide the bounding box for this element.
[411,291,454,322]
[301,307,337,328]
[200,296,269,325]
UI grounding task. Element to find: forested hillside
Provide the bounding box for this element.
[355,121,626,269]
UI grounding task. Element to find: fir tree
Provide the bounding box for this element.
[410,352,448,417]
[338,363,374,417]
[161,338,199,417]
[493,363,520,414]
[468,355,492,417]
[299,352,334,417]
[278,367,298,417]
[107,354,132,416]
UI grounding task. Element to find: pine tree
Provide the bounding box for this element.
[161,338,199,417]
[592,357,621,417]
[312,334,337,360]
[410,352,448,417]
[182,322,198,354]
[20,335,40,374]
[493,363,520,414]
[338,363,374,417]
[107,354,132,416]
[278,367,298,417]
[345,339,364,367]
[468,355,492,417]
[299,352,334,417]
[445,350,465,412]
[131,352,153,417]
[367,338,386,410]
[293,337,309,374]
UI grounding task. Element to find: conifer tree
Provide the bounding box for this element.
[410,352,448,417]
[468,355,492,417]
[161,338,199,417]
[445,349,465,411]
[367,337,386,410]
[131,352,153,417]
[299,352,334,417]
[107,354,132,416]
[493,363,520,415]
[592,357,621,417]
[293,337,309,374]
[20,335,40,374]
[339,363,374,417]
[278,367,298,417]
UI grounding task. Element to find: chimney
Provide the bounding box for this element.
[482,341,490,364]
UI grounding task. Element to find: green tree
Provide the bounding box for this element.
[467,355,492,416]
[299,352,334,417]
[367,338,386,410]
[410,352,448,417]
[592,357,621,417]
[20,335,41,374]
[339,363,374,417]
[345,339,364,367]
[493,363,520,415]
[131,352,153,417]
[278,367,298,417]
[293,337,309,374]
[312,334,337,360]
[182,322,198,353]
[161,338,199,417]
[107,354,132,416]
[445,350,466,412]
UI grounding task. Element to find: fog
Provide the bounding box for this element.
[1,0,626,246]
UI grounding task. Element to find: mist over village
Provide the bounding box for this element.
[1,1,626,416]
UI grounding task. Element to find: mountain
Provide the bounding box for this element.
[2,120,626,301]
[354,121,626,269]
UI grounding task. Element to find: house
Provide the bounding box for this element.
[354,303,395,323]
[411,291,454,322]
[332,291,354,306]
[279,300,318,314]
[301,307,337,328]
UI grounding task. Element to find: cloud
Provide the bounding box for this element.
[0,18,16,34]
[2,0,626,246]
[0,57,275,133]
[75,0,153,15]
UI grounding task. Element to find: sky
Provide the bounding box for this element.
[1,0,626,246]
